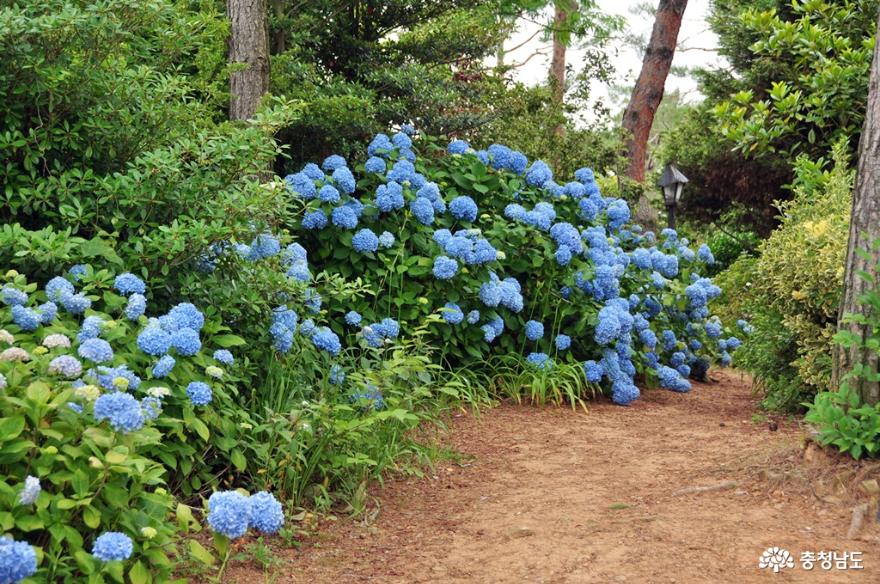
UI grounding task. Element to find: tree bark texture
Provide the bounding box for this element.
[550,2,568,106]
[228,0,270,120]
[621,0,687,183]
[833,10,880,404]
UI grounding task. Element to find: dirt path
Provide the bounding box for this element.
[226,370,880,583]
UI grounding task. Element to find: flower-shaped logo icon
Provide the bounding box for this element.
[759,547,795,572]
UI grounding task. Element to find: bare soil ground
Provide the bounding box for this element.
[224,370,880,583]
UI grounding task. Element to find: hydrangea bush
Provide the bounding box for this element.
[269,130,744,405]
[0,269,280,582]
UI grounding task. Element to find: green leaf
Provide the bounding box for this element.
[190,418,210,441]
[230,448,247,471]
[211,334,246,348]
[0,416,25,441]
[188,539,215,566]
[129,561,152,584]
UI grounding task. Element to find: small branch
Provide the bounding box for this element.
[672,480,737,496]
[509,49,550,69]
[506,28,543,54]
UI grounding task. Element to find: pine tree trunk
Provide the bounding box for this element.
[621,0,686,183]
[550,1,569,146]
[832,10,880,404]
[550,3,567,107]
[228,0,270,120]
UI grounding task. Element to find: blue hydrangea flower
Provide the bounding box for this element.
[449,196,478,222]
[375,182,405,212]
[246,233,281,261]
[705,321,721,338]
[171,328,201,357]
[48,355,82,378]
[525,160,552,187]
[720,351,732,366]
[725,336,742,351]
[657,365,691,392]
[304,289,322,314]
[392,132,412,149]
[186,381,213,406]
[11,306,40,331]
[575,167,595,183]
[45,276,75,303]
[311,327,341,356]
[319,184,341,204]
[94,392,144,433]
[152,355,176,378]
[410,197,434,225]
[387,159,416,183]
[331,205,359,229]
[447,139,469,154]
[299,318,316,337]
[322,154,347,172]
[378,231,395,248]
[352,229,379,253]
[527,352,553,370]
[137,326,171,356]
[61,292,91,314]
[331,167,356,194]
[467,310,480,325]
[365,156,386,173]
[36,301,55,325]
[524,320,543,341]
[594,307,621,345]
[555,334,571,351]
[0,537,37,582]
[432,256,458,280]
[368,133,394,157]
[302,210,328,230]
[248,492,284,534]
[124,294,146,321]
[114,273,146,296]
[78,338,113,363]
[605,199,630,230]
[211,350,233,366]
[207,491,251,539]
[555,246,572,266]
[285,172,317,199]
[442,303,464,325]
[1,286,27,306]
[300,163,323,180]
[344,311,362,327]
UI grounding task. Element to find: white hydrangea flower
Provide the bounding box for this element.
[205,366,223,379]
[18,476,40,505]
[146,386,170,399]
[0,372,7,391]
[74,384,101,401]
[0,329,14,344]
[42,333,71,349]
[0,347,30,362]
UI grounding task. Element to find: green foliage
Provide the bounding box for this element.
[806,387,880,459]
[0,269,251,581]
[806,243,880,459]
[713,0,878,161]
[721,142,853,410]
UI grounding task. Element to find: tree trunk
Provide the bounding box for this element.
[620,0,686,230]
[550,2,568,107]
[621,0,687,183]
[228,0,270,120]
[832,10,880,404]
[270,0,285,54]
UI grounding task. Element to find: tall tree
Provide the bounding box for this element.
[833,10,880,405]
[228,0,270,120]
[621,0,687,183]
[550,1,571,107]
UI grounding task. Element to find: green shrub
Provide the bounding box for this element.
[723,142,852,410]
[0,268,253,581]
[806,243,880,459]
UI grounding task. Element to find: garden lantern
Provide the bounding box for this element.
[658,163,689,229]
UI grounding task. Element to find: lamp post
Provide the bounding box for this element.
[657,163,689,230]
